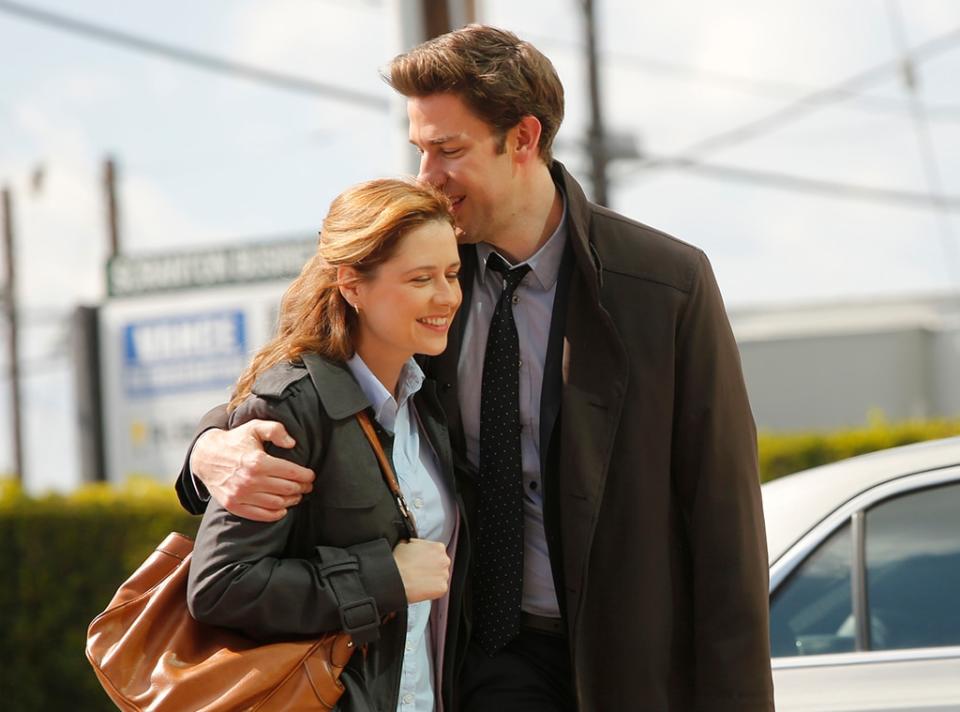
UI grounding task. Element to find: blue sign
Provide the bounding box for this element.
[122,311,247,397]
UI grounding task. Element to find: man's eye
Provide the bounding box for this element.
[441,148,462,157]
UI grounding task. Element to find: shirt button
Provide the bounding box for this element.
[403,693,415,704]
[529,481,538,491]
[414,497,424,509]
[512,294,520,305]
[518,358,523,367]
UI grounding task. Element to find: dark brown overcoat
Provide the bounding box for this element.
[425,163,774,712]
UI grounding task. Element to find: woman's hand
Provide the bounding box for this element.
[392,539,451,603]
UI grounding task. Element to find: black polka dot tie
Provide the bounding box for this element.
[474,253,530,656]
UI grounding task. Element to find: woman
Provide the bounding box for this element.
[187,178,468,712]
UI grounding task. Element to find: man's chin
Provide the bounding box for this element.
[454,226,481,245]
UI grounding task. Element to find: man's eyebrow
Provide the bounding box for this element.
[409,134,462,146]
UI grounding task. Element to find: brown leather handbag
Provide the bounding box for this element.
[86,410,416,711]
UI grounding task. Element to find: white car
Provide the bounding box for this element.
[763,437,960,711]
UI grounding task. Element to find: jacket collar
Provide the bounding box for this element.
[549,161,604,298]
[300,352,371,419]
[300,352,454,476]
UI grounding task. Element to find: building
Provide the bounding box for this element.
[730,293,960,432]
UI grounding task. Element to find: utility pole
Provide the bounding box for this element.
[2,186,24,482]
[422,0,475,37]
[422,0,451,39]
[104,156,121,258]
[583,0,609,206]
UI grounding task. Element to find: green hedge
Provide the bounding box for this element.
[0,478,198,712]
[758,416,960,482]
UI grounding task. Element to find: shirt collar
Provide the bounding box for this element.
[476,189,568,291]
[345,353,424,434]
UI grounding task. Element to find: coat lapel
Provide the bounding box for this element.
[538,242,574,478]
[552,163,630,635]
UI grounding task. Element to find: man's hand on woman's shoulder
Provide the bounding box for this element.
[190,419,315,522]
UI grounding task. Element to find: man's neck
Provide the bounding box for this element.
[490,165,562,264]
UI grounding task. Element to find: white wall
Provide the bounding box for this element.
[737,328,935,432]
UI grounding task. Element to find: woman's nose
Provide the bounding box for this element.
[434,279,460,309]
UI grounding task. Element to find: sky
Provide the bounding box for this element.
[2,0,960,490]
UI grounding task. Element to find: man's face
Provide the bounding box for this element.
[407,93,517,247]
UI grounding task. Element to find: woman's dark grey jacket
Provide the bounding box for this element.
[186,353,470,712]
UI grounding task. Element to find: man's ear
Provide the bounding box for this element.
[337,265,362,308]
[511,115,543,164]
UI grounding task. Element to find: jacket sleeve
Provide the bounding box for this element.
[672,251,774,711]
[174,404,229,515]
[186,393,407,643]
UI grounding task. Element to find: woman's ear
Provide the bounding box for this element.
[337,265,362,310]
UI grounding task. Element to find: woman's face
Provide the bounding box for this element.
[350,219,462,366]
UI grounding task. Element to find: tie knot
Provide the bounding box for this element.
[487,253,530,294]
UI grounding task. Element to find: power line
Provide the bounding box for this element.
[617,157,960,212]
[885,0,960,283]
[623,24,960,178]
[526,31,960,122]
[0,0,389,111]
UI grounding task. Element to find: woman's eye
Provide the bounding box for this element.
[446,272,460,281]
[413,275,432,283]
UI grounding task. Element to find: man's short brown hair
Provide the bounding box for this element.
[385,25,565,164]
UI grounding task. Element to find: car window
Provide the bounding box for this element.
[865,482,960,650]
[770,522,854,657]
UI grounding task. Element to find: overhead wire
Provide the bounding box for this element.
[525,31,960,122]
[0,0,389,111]
[621,23,960,176]
[619,157,960,212]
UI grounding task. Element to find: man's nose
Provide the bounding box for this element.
[417,152,444,187]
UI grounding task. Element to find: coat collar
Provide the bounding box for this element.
[550,161,604,297]
[300,352,371,419]
[301,352,455,482]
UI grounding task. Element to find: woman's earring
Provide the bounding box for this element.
[353,303,360,315]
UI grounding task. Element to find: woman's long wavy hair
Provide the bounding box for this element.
[229,178,453,411]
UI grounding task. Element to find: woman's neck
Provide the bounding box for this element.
[353,343,407,399]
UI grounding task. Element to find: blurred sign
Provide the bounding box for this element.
[107,238,315,296]
[122,311,247,396]
[99,283,288,483]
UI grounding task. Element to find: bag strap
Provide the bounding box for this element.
[355,410,418,539]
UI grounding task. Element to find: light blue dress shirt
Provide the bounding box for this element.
[456,198,568,618]
[346,354,455,712]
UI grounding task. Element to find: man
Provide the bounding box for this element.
[177,25,773,711]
